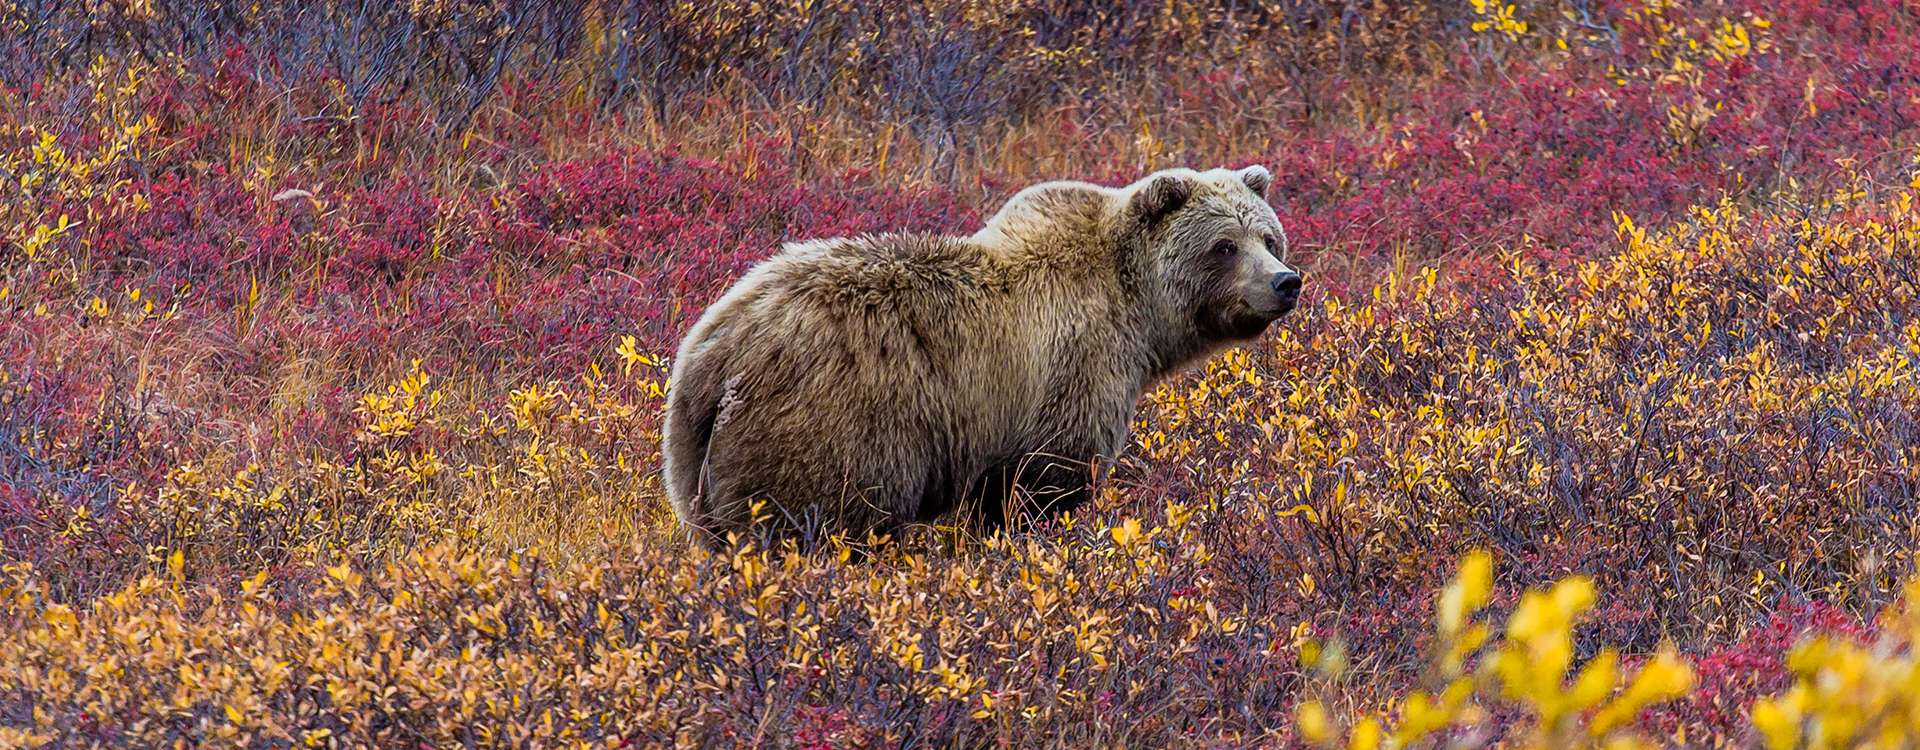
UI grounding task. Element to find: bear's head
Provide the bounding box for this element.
[1125,165,1303,343]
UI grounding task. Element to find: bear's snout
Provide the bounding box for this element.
[1271,270,1303,309]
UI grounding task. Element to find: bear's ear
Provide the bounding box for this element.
[1129,174,1194,223]
[1239,165,1272,198]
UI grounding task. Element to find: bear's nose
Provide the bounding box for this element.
[1271,270,1303,295]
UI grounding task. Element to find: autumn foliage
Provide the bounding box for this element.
[5,0,1920,747]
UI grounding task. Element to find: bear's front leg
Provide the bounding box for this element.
[966,451,1105,536]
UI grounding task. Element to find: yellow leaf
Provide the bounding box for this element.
[1349,716,1382,750]
[1751,696,1800,750]
[1296,700,1334,745]
[1438,550,1493,634]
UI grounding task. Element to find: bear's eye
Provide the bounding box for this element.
[1211,239,1238,256]
[1263,235,1280,254]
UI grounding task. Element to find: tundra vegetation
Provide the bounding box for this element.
[3,0,1920,747]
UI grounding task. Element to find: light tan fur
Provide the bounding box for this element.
[662,166,1300,546]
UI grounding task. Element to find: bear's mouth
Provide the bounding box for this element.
[1247,291,1300,322]
[1254,299,1297,319]
[1204,302,1290,340]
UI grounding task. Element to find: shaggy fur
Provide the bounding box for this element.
[662,166,1302,546]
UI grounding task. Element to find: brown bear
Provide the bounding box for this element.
[661,165,1303,547]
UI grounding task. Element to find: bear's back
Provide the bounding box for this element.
[969,181,1112,255]
[761,233,1014,312]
